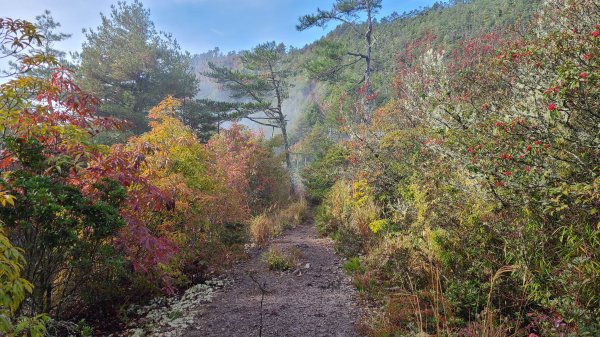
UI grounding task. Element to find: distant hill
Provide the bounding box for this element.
[190,0,542,135]
[297,0,542,97]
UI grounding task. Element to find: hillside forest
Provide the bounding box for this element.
[0,0,598,336]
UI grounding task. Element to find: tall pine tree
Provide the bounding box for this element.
[204,42,295,193]
[77,1,198,135]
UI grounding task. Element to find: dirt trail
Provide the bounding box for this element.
[184,223,362,337]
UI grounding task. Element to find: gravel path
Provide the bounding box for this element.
[184,223,362,337]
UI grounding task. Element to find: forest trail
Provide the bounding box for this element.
[184,222,362,337]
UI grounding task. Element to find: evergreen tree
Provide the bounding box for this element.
[204,42,295,192]
[297,0,382,121]
[77,0,198,135]
[177,98,245,143]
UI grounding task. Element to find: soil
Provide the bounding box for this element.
[184,222,363,337]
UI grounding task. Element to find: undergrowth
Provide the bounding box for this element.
[261,246,301,271]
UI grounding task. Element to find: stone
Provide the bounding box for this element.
[116,277,231,337]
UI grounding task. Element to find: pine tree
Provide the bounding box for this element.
[297,0,382,121]
[76,0,198,135]
[204,42,295,193]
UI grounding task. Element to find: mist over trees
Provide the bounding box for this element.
[203,42,296,191]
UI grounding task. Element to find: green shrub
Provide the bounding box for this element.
[261,246,300,271]
[302,145,349,204]
[343,257,363,274]
[220,222,248,246]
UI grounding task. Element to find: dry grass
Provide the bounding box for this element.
[250,199,309,244]
[278,198,309,228]
[363,264,515,337]
[249,213,272,245]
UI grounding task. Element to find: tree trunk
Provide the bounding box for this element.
[363,0,374,122]
[270,58,295,196]
[279,115,295,196]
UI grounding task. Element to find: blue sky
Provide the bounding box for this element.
[3,0,438,55]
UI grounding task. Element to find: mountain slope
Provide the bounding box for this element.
[189,0,542,136]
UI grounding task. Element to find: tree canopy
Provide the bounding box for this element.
[77,0,198,135]
[204,41,295,190]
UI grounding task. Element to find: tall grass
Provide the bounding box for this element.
[249,199,309,244]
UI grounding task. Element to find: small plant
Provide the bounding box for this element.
[352,270,380,294]
[261,246,300,271]
[167,310,184,320]
[343,257,362,274]
[77,319,93,337]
